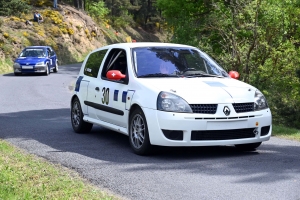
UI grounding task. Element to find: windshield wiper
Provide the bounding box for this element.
[185,73,223,78]
[138,73,179,78]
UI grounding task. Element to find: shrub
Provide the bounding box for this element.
[10,16,21,22]
[42,10,63,25]
[23,32,29,37]
[27,0,52,7]
[85,29,89,35]
[76,25,82,31]
[1,44,13,55]
[49,26,62,37]
[3,33,9,38]
[0,0,30,17]
[67,28,74,35]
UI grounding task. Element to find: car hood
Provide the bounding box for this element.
[138,77,256,104]
[15,57,47,65]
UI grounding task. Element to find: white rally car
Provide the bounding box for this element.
[71,42,272,155]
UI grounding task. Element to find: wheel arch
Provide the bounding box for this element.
[128,103,152,140]
[70,94,79,109]
[128,103,142,124]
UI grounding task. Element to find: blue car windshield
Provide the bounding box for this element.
[132,47,229,78]
[19,49,47,58]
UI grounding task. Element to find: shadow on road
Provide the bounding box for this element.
[1,108,299,184]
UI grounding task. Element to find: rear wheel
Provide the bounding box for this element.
[235,142,262,151]
[129,108,152,155]
[53,60,58,73]
[71,97,93,133]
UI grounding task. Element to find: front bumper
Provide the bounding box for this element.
[14,65,48,74]
[143,106,272,147]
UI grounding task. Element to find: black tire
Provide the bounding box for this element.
[129,108,152,155]
[235,142,262,151]
[53,60,58,73]
[44,64,50,76]
[71,97,93,133]
[14,73,20,76]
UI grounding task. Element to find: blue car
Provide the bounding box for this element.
[13,46,58,76]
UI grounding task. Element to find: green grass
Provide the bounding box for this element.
[0,139,118,200]
[272,124,300,142]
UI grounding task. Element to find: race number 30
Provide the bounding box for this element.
[102,87,109,105]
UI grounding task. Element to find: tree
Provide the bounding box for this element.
[73,0,85,9]
[156,0,300,128]
[0,0,29,17]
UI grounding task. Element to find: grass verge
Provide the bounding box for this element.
[272,124,300,142]
[0,139,118,200]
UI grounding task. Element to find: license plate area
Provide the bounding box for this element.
[22,66,34,69]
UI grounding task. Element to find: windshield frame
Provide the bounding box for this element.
[131,46,229,78]
[19,48,47,58]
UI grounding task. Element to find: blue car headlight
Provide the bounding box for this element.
[13,62,20,68]
[157,91,192,113]
[35,62,45,66]
[254,90,268,111]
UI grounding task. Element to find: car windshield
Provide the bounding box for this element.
[19,49,47,58]
[132,47,229,78]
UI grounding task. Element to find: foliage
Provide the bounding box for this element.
[156,0,300,128]
[0,0,30,17]
[27,0,52,7]
[86,0,109,23]
[3,33,9,38]
[42,9,63,25]
[49,26,63,37]
[272,125,300,142]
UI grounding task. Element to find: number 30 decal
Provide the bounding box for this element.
[102,87,109,105]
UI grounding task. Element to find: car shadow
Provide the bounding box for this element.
[1,108,300,184]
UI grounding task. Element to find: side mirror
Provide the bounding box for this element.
[106,70,126,81]
[229,71,240,79]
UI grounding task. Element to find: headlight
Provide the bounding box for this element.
[157,91,192,113]
[254,90,268,111]
[35,62,45,66]
[13,62,20,68]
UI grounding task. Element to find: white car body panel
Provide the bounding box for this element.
[71,42,272,148]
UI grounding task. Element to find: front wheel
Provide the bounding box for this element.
[44,64,50,76]
[129,108,152,155]
[71,98,93,133]
[235,142,262,151]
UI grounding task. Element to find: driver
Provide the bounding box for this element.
[159,61,176,74]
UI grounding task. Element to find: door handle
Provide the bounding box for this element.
[95,87,99,91]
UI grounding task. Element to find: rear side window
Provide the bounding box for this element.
[84,49,108,78]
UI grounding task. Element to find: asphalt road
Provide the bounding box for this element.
[0,64,300,200]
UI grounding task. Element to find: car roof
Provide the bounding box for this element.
[96,42,195,50]
[25,46,52,49]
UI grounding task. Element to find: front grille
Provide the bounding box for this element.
[232,103,254,113]
[191,128,256,140]
[261,126,270,136]
[190,104,218,114]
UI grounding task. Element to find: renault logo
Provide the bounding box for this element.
[223,106,230,116]
[253,128,259,135]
